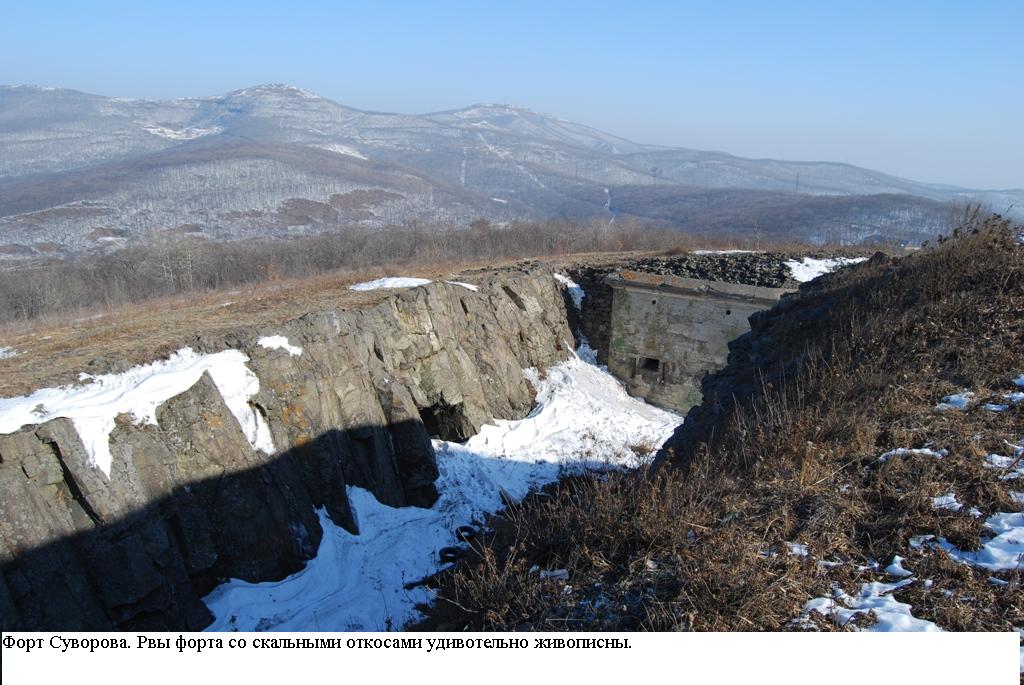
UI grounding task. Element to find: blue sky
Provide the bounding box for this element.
[2,1,1021,188]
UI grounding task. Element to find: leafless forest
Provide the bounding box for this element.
[0,219,695,324]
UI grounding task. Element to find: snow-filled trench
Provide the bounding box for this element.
[203,351,680,631]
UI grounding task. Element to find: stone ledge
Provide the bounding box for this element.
[609,270,794,306]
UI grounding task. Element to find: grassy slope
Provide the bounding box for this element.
[424,216,1024,632]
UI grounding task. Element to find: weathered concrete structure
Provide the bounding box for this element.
[606,271,792,413]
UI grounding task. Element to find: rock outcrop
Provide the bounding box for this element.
[0,266,575,630]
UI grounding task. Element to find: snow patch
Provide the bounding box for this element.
[785,542,809,557]
[933,512,1024,571]
[0,348,273,476]
[554,274,585,311]
[258,335,303,356]
[349,277,431,291]
[445,281,479,292]
[885,555,914,578]
[986,445,1024,480]
[932,493,963,512]
[539,568,570,581]
[0,346,16,359]
[878,447,947,463]
[785,257,868,283]
[936,391,974,411]
[140,124,222,140]
[318,143,367,160]
[804,578,940,632]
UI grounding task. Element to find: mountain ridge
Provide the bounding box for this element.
[0,83,1019,257]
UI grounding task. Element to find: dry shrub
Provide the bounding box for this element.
[421,214,1024,632]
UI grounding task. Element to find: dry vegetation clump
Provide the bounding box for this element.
[421,214,1024,632]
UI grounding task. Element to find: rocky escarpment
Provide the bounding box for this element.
[0,266,575,631]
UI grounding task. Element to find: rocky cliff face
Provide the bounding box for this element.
[0,266,575,630]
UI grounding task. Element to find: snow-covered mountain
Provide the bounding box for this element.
[0,84,1018,257]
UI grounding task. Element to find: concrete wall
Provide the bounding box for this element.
[606,271,791,413]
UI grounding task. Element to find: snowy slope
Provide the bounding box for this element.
[0,348,273,476]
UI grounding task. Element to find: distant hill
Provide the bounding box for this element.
[0,83,1019,257]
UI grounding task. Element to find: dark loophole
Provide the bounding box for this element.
[640,357,660,372]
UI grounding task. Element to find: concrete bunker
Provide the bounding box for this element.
[604,270,792,413]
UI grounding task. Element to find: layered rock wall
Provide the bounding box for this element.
[0,267,575,630]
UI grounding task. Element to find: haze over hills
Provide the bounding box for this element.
[1,83,1019,258]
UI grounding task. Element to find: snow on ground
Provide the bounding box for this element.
[0,346,16,359]
[785,542,809,557]
[317,143,367,160]
[257,335,303,356]
[805,578,941,632]
[785,257,868,283]
[932,493,964,512]
[0,348,273,476]
[921,438,1024,570]
[928,451,1022,570]
[803,373,1024,647]
[203,350,680,631]
[349,277,431,291]
[878,446,947,463]
[936,391,975,411]
[554,273,585,311]
[445,281,478,292]
[802,557,942,632]
[885,556,914,578]
[140,124,223,140]
[552,274,598,363]
[987,448,1024,482]
[935,512,1024,571]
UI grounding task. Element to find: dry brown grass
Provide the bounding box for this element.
[0,249,672,397]
[0,259,483,396]
[421,216,1024,633]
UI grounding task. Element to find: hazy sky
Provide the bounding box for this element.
[2,0,1021,189]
